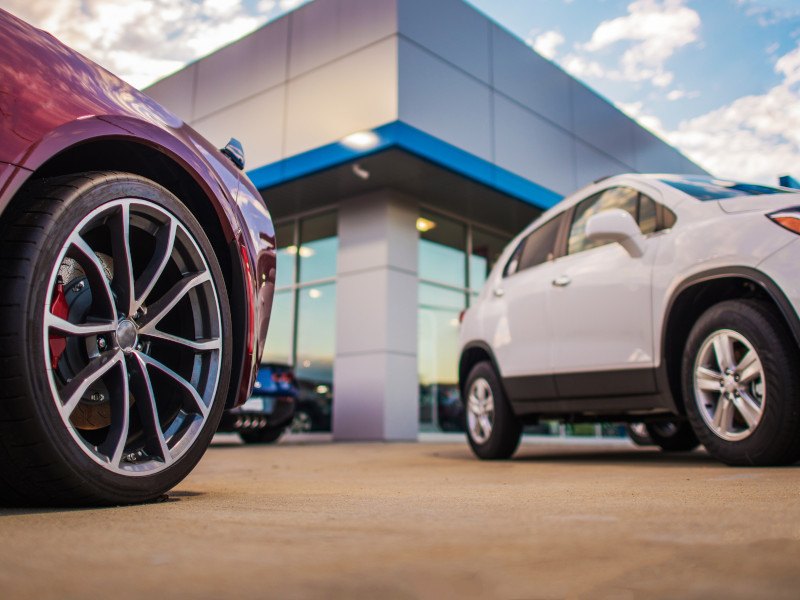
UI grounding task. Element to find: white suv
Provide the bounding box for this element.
[459,174,800,466]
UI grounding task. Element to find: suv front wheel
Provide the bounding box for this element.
[682,299,800,466]
[464,362,522,460]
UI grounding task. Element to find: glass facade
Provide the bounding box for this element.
[417,210,512,432]
[262,211,337,432]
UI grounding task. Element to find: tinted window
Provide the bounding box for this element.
[639,193,658,235]
[568,187,638,255]
[505,214,563,277]
[661,176,793,201]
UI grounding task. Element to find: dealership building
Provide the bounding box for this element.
[146,0,706,440]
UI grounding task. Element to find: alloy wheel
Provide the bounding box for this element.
[43,199,222,475]
[693,329,765,441]
[467,377,495,444]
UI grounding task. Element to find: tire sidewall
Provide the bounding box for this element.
[25,173,232,503]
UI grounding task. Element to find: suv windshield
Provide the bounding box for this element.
[661,176,795,201]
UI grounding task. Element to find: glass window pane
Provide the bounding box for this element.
[418,283,465,431]
[568,187,638,255]
[261,290,293,364]
[469,228,510,292]
[638,193,658,235]
[299,212,337,283]
[419,212,466,288]
[516,214,563,273]
[295,283,336,432]
[275,222,295,289]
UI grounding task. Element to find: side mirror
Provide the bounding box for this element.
[585,209,644,258]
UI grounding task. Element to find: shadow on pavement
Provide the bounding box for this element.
[0,489,206,516]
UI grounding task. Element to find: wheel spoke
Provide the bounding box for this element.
[68,235,116,320]
[139,329,221,352]
[136,352,209,418]
[96,361,131,467]
[478,415,492,437]
[137,271,211,333]
[711,396,734,434]
[133,217,177,312]
[45,313,116,337]
[733,391,762,429]
[128,352,173,465]
[736,351,762,384]
[109,203,135,316]
[696,366,724,392]
[58,351,123,418]
[712,334,735,372]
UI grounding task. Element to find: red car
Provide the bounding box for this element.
[0,10,276,505]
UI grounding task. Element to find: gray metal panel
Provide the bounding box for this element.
[494,94,576,195]
[491,25,572,131]
[571,81,636,169]
[194,18,289,120]
[631,126,676,173]
[285,37,398,157]
[192,86,286,171]
[575,140,630,187]
[398,38,492,161]
[288,0,398,79]
[398,0,490,83]
[144,64,197,122]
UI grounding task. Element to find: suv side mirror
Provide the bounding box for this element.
[585,209,644,258]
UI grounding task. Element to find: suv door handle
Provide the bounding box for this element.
[552,275,571,287]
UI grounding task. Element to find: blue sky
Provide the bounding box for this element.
[6,0,800,183]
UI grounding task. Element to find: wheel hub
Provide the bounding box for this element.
[115,319,138,352]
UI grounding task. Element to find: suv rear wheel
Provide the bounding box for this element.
[682,299,800,466]
[464,362,522,460]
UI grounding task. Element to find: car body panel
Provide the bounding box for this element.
[0,9,275,407]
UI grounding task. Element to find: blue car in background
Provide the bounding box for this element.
[218,364,298,444]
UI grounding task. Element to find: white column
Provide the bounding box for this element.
[333,190,418,440]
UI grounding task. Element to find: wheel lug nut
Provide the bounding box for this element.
[72,281,85,293]
[97,336,107,350]
[135,343,143,351]
[90,392,104,402]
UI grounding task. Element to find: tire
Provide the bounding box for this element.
[464,362,522,460]
[625,423,653,446]
[0,172,232,506]
[682,299,800,466]
[291,408,313,433]
[644,421,699,452]
[240,427,284,444]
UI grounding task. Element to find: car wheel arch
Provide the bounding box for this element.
[659,267,800,415]
[459,342,507,400]
[1,134,250,410]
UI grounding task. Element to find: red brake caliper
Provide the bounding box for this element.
[49,280,69,369]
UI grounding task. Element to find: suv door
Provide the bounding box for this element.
[487,212,566,398]
[547,186,667,397]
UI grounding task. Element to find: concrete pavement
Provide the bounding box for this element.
[1,435,799,599]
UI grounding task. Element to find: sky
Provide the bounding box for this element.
[5,0,799,184]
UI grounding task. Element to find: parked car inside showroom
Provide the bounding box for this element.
[459,174,800,466]
[218,364,297,444]
[0,10,275,505]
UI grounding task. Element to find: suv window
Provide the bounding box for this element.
[568,187,662,255]
[505,213,564,277]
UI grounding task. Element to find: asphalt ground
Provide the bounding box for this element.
[1,434,799,599]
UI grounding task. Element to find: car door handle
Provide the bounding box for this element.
[552,275,571,287]
[493,287,505,297]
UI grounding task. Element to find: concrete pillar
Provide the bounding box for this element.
[333,190,418,440]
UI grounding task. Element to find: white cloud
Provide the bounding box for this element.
[615,101,668,138]
[580,0,700,87]
[3,0,295,88]
[528,30,565,60]
[665,43,800,183]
